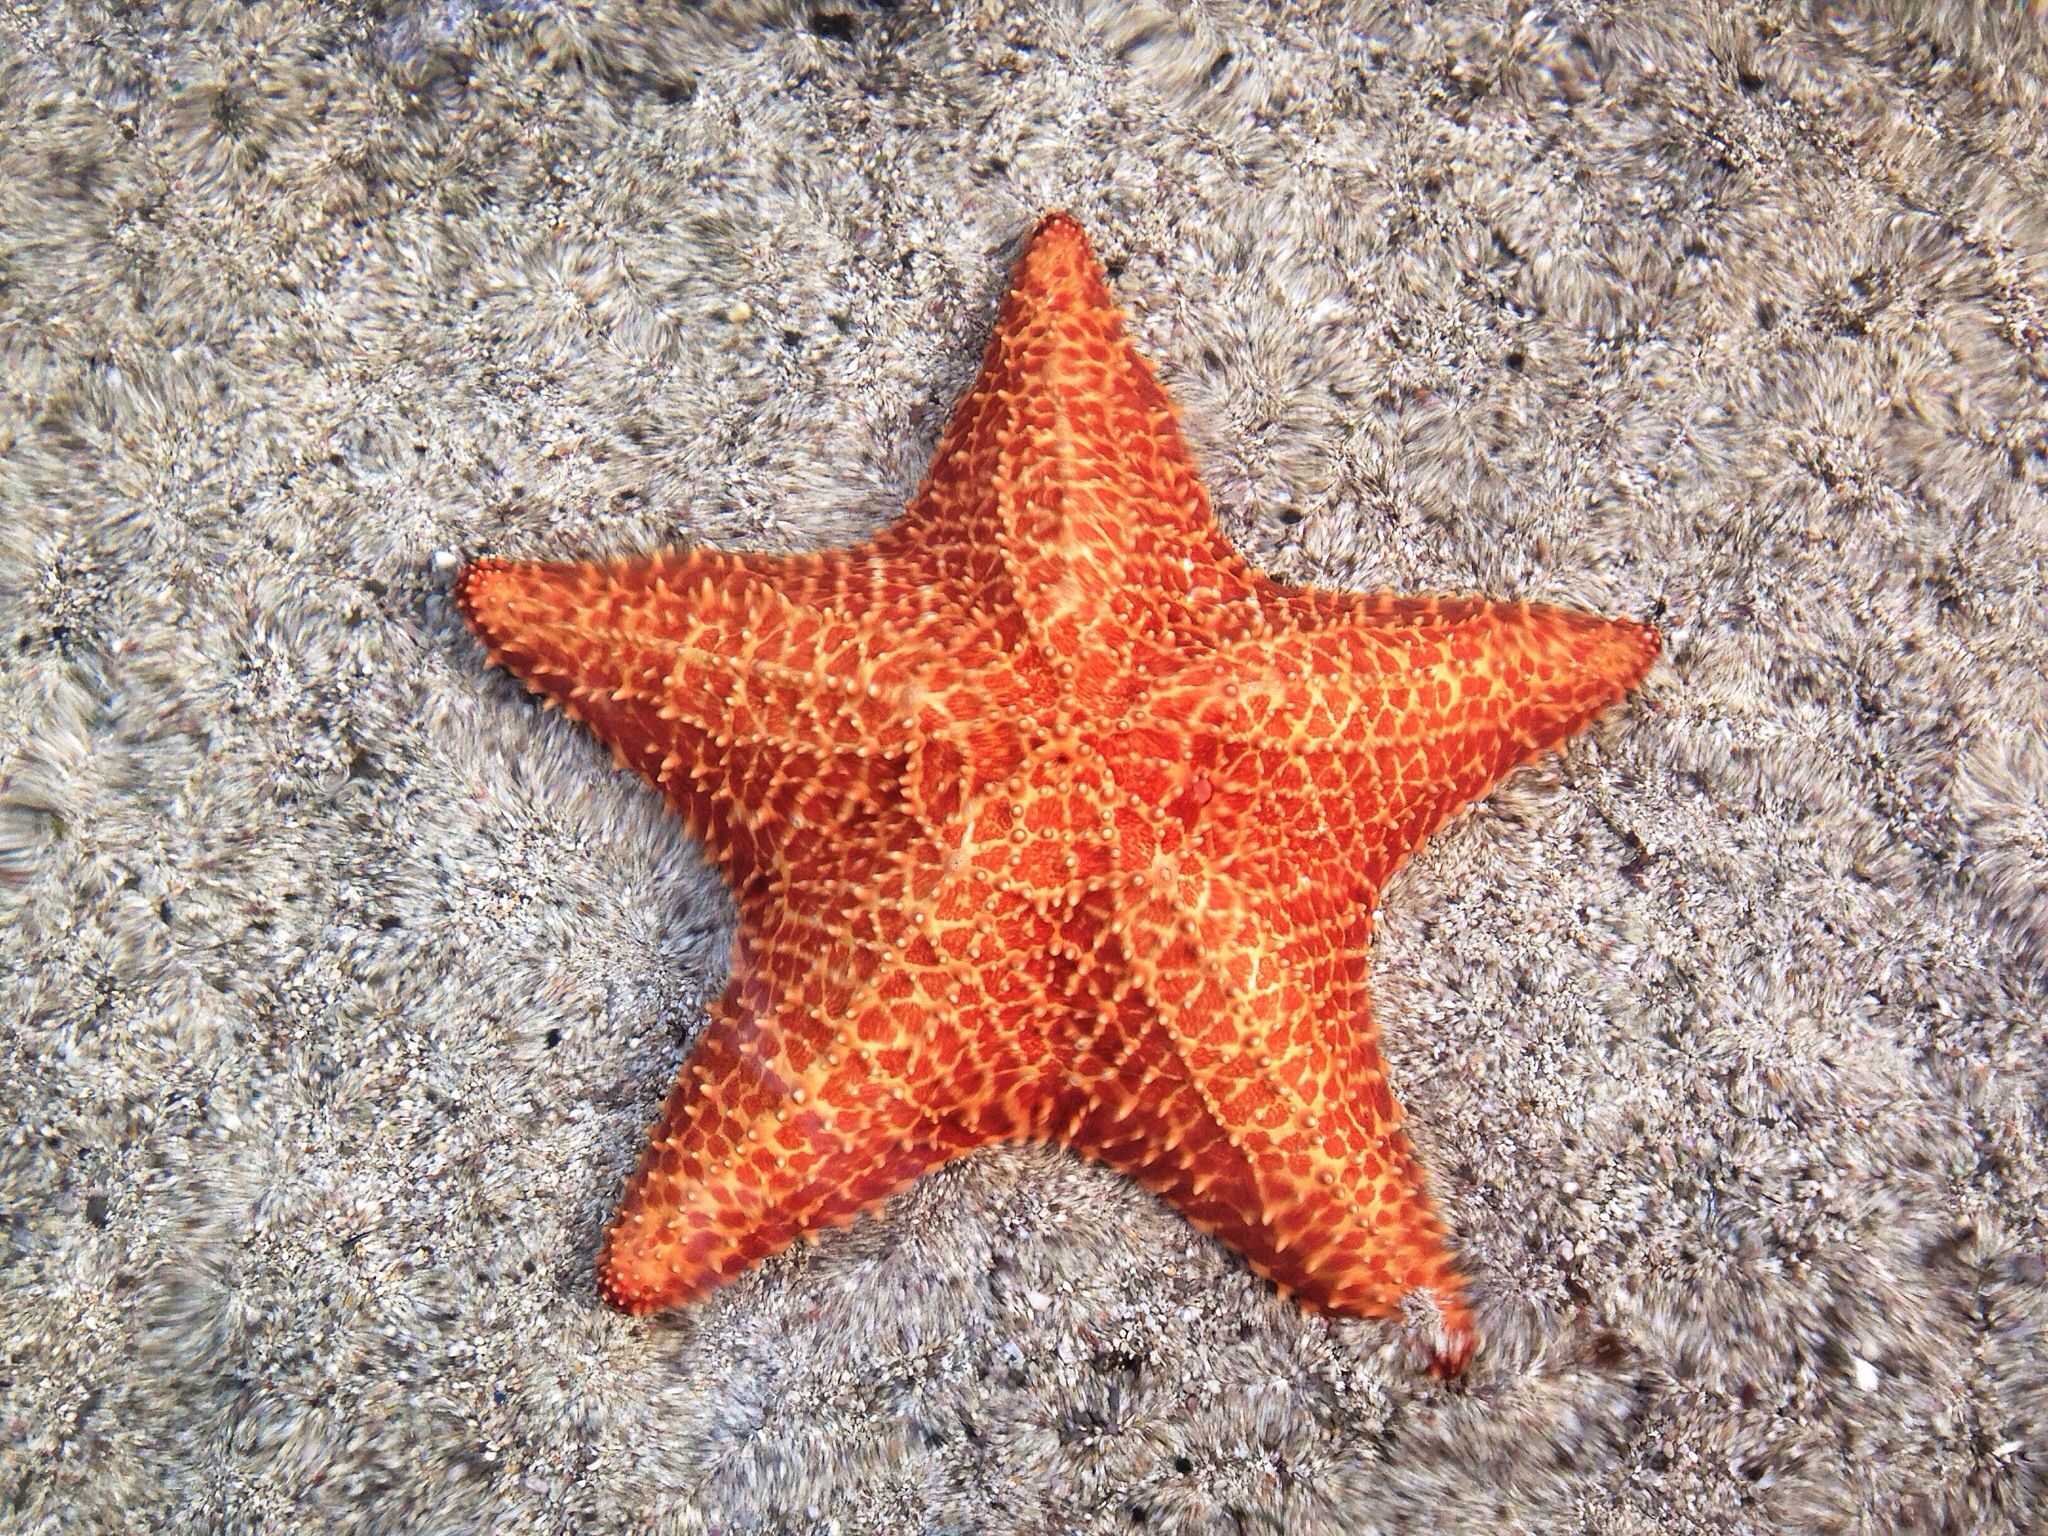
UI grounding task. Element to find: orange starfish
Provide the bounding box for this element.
[456,212,1657,1374]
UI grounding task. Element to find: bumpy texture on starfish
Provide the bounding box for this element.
[456,212,1658,1373]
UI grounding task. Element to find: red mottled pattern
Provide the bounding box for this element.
[456,212,1659,1374]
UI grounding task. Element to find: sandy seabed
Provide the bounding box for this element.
[3,2,2045,1532]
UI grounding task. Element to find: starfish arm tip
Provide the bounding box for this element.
[1032,208,1089,242]
[1628,614,1663,669]
[1561,607,1663,691]
[451,554,540,647]
[1012,209,1114,305]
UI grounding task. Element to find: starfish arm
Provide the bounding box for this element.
[1130,1091,1476,1371]
[595,823,968,1312]
[1048,867,1475,1370]
[599,815,1081,1309]
[457,552,935,887]
[1069,1043,1476,1373]
[875,213,1274,712]
[1152,593,1660,900]
[597,981,967,1312]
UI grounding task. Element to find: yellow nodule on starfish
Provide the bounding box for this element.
[456,212,1658,1375]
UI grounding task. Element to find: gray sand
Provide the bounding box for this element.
[3,2,2045,1531]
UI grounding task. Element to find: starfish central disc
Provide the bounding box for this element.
[455,212,1659,1375]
